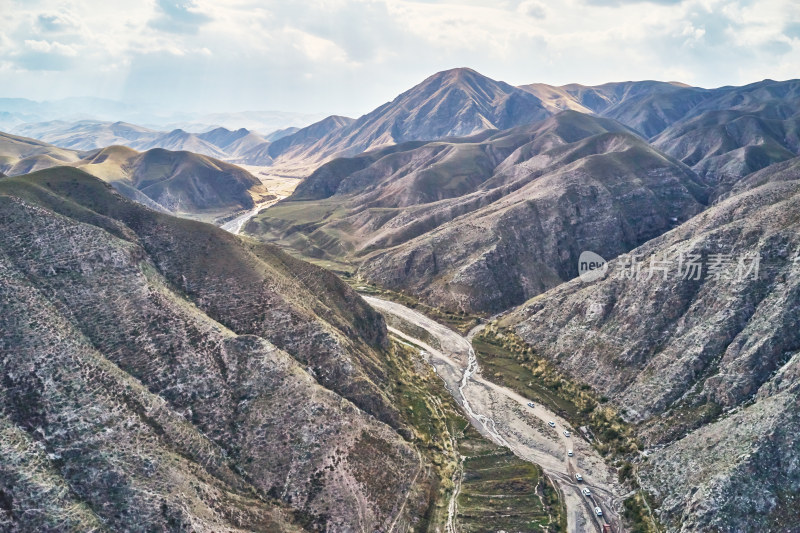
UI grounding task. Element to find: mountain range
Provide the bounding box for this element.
[0,97,324,134]
[239,68,799,531]
[247,110,709,313]
[0,132,269,219]
[2,66,799,532]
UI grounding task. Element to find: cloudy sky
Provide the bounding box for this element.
[1,0,798,116]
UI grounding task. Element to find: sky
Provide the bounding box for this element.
[1,0,799,117]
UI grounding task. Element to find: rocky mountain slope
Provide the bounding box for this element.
[0,167,435,531]
[246,110,709,313]
[0,132,270,219]
[652,109,799,196]
[501,165,800,531]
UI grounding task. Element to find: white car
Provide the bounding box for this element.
[527,402,535,408]
[563,430,571,437]
[595,507,603,517]
[567,450,573,457]
[548,421,556,427]
[582,488,591,496]
[575,473,583,482]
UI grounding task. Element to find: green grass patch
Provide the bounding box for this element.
[623,492,661,533]
[455,424,565,532]
[473,327,640,459]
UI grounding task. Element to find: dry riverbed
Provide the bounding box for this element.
[364,295,624,533]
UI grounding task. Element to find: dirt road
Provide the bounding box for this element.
[364,296,623,533]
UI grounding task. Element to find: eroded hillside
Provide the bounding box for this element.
[0,168,428,531]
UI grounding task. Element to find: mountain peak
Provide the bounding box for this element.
[421,67,496,89]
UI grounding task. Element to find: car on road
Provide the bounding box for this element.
[582,488,591,496]
[527,402,535,408]
[594,507,603,517]
[567,450,573,457]
[548,421,556,427]
[563,430,571,437]
[575,473,583,482]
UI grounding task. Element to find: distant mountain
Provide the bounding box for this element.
[0,132,269,219]
[517,79,800,191]
[265,115,354,161]
[0,98,324,133]
[142,128,230,159]
[0,131,81,175]
[10,121,275,162]
[246,111,709,312]
[267,68,551,167]
[265,126,300,141]
[552,78,800,140]
[557,80,708,137]
[162,110,326,134]
[518,78,800,141]
[12,120,163,151]
[502,163,800,532]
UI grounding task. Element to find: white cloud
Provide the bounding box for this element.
[23,39,78,56]
[0,0,796,113]
[283,28,354,65]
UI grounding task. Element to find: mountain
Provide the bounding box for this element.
[246,110,709,313]
[141,128,231,159]
[11,121,275,162]
[75,145,269,216]
[722,155,800,199]
[518,78,800,144]
[580,79,800,139]
[0,98,324,133]
[265,115,354,161]
[0,167,432,531]
[0,131,80,175]
[266,68,551,167]
[518,83,597,114]
[560,81,712,137]
[0,132,269,219]
[11,120,162,151]
[162,110,326,134]
[265,126,301,141]
[500,163,800,531]
[197,127,269,157]
[652,109,799,195]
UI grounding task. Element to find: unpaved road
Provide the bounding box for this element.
[364,296,623,533]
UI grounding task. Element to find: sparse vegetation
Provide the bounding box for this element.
[385,339,565,531]
[473,326,639,459]
[456,425,565,532]
[472,326,664,532]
